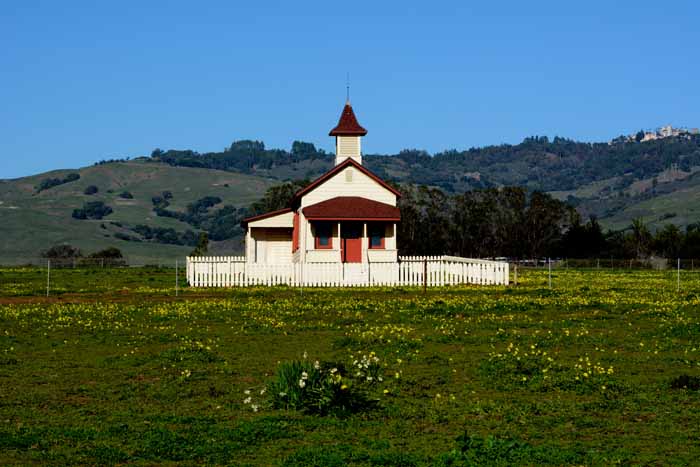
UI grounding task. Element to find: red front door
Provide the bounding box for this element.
[341,222,362,263]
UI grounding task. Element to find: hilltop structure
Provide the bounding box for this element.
[241,101,400,265]
[612,125,700,144]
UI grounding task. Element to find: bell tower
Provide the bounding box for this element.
[329,100,367,166]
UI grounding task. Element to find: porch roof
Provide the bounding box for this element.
[240,207,293,227]
[303,196,400,221]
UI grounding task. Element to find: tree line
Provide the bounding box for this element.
[397,185,700,260]
[148,135,700,195]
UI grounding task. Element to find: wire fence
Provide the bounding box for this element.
[0,257,181,268]
[1,257,699,298]
[512,258,700,270]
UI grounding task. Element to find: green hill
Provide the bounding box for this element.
[0,161,274,264]
[151,135,700,231]
[4,133,700,264]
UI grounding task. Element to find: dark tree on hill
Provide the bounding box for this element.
[89,247,123,259]
[652,224,682,259]
[397,185,575,258]
[559,216,606,258]
[523,191,578,258]
[42,244,82,259]
[190,232,209,256]
[249,180,311,216]
[72,201,113,220]
[36,173,81,192]
[84,185,99,195]
[630,218,652,258]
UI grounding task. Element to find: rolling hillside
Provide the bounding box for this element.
[3,133,700,264]
[0,161,275,264]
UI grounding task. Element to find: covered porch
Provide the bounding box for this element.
[301,197,400,264]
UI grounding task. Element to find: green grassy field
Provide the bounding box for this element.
[1,268,699,465]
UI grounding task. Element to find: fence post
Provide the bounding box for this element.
[677,258,680,293]
[514,264,518,286]
[423,258,427,293]
[46,259,50,297]
[548,258,552,288]
[175,259,179,297]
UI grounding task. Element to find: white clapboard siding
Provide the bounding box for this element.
[300,165,396,208]
[186,255,509,288]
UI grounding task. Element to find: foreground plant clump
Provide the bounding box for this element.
[0,268,699,465]
[246,352,394,416]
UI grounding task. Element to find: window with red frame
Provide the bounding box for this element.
[314,222,333,249]
[368,224,385,249]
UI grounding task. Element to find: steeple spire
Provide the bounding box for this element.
[330,98,366,166]
[346,72,350,104]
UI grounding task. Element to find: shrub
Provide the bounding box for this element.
[84,185,99,195]
[36,173,80,192]
[263,354,386,416]
[72,201,113,220]
[118,191,133,199]
[41,244,82,259]
[90,247,122,259]
[189,232,209,256]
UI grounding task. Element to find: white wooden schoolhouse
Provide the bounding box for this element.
[187,100,509,287]
[241,101,400,267]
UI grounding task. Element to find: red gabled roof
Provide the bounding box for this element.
[240,207,292,227]
[293,158,401,206]
[303,197,400,221]
[329,102,367,136]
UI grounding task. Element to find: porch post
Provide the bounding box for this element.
[245,228,252,263]
[363,222,368,264]
[337,221,341,263]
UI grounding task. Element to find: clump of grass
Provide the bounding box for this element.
[436,431,593,466]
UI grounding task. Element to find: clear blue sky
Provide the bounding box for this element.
[2,0,698,179]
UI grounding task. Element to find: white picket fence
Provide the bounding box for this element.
[186,255,509,287]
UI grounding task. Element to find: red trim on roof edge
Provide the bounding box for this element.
[304,217,400,221]
[303,197,400,221]
[292,158,401,207]
[240,207,292,227]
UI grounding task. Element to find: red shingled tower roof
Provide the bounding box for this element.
[329,102,367,136]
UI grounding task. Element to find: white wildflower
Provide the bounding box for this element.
[244,389,251,395]
[299,379,306,388]
[259,388,266,395]
[243,397,252,404]
[251,404,259,412]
